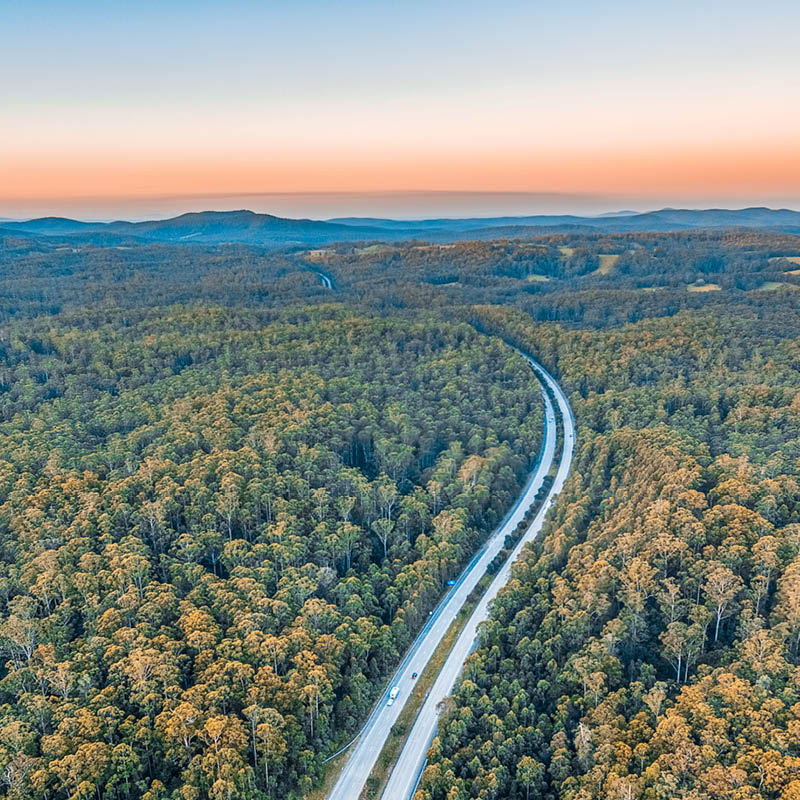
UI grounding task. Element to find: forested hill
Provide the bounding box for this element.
[3,206,800,247]
[0,306,543,800]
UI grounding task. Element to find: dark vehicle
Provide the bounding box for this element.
[411,672,418,679]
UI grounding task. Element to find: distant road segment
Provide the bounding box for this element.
[312,270,333,289]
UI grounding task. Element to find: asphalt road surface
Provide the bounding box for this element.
[328,350,574,800]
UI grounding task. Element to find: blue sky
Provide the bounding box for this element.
[2,0,799,218]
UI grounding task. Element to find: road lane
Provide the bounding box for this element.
[328,349,571,800]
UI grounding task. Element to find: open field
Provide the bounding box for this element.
[769,256,800,265]
[756,281,800,291]
[687,283,722,292]
[595,254,620,275]
[526,273,551,282]
[357,244,398,255]
[305,248,334,260]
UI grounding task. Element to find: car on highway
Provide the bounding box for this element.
[411,672,418,679]
[387,685,400,705]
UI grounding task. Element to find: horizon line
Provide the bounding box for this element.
[5,203,800,225]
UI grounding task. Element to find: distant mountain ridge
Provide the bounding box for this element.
[4,206,800,247]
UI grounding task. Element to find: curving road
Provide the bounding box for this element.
[312,269,334,290]
[327,349,575,800]
[382,356,575,799]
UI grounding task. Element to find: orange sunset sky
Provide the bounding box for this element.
[2,0,799,219]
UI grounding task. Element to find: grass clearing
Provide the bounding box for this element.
[755,281,800,291]
[559,246,575,257]
[357,244,397,256]
[305,249,333,260]
[594,254,619,275]
[687,283,722,293]
[769,256,800,265]
[526,274,551,282]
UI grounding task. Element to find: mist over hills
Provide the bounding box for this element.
[3,206,800,247]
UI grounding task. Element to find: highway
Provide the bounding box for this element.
[328,350,575,800]
[382,356,575,799]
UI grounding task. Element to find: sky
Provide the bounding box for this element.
[1,0,799,219]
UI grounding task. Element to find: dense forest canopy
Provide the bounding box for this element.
[3,225,800,800]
